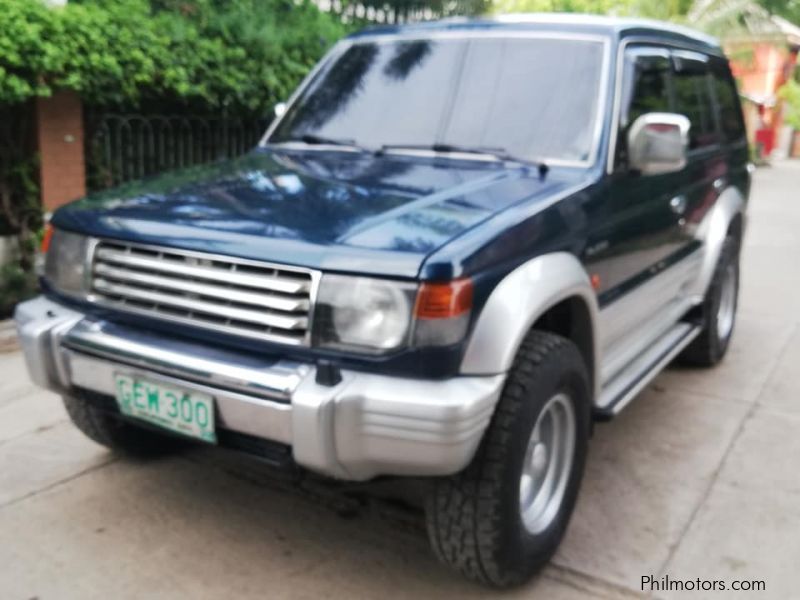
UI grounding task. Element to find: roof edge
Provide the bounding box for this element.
[348,13,721,52]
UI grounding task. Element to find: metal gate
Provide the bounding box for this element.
[84,113,269,192]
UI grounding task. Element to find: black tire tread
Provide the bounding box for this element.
[680,234,739,367]
[426,331,588,587]
[63,394,182,456]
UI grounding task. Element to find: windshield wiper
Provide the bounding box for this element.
[278,134,372,153]
[377,143,549,177]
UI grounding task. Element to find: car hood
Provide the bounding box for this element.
[53,148,588,279]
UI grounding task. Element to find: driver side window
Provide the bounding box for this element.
[615,48,672,169]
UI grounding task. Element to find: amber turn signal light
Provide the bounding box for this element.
[415,279,474,319]
[40,224,54,254]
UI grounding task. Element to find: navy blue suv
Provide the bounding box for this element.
[17,14,750,587]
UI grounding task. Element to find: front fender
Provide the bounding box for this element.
[460,252,600,398]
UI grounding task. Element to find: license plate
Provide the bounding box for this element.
[114,374,216,443]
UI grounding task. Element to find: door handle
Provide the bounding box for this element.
[670,195,687,215]
[713,177,726,191]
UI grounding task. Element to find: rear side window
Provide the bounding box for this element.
[672,54,719,149]
[711,61,746,142]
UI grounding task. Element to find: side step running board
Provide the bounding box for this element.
[594,323,701,420]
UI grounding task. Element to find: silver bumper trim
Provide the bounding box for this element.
[14,296,83,392]
[15,296,505,481]
[63,320,309,401]
[67,350,294,444]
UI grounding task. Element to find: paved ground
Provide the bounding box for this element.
[1,162,798,599]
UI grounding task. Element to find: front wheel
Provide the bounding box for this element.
[425,331,591,588]
[63,394,186,457]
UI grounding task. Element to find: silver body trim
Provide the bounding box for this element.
[68,352,295,445]
[14,296,83,393]
[460,252,600,398]
[63,320,309,401]
[15,296,505,481]
[599,249,702,385]
[685,186,746,300]
[597,322,700,414]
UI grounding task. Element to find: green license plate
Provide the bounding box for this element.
[114,374,216,443]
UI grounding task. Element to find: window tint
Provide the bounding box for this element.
[616,48,671,167]
[672,55,718,149]
[270,37,606,163]
[711,62,746,142]
[620,49,672,130]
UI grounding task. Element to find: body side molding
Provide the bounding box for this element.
[685,186,746,300]
[461,252,600,398]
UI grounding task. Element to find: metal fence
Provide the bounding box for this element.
[84,113,270,192]
[313,0,488,23]
[0,102,36,235]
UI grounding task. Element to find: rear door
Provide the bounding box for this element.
[708,56,750,208]
[668,50,728,264]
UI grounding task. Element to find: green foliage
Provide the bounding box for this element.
[0,0,348,114]
[759,0,800,24]
[0,262,37,318]
[0,156,40,235]
[492,0,629,14]
[490,0,697,20]
[492,0,790,37]
[779,79,800,130]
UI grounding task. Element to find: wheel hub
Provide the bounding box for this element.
[531,442,548,473]
[519,392,576,535]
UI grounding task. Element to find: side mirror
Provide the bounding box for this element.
[627,113,690,176]
[274,102,287,119]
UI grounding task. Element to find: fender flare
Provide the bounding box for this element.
[460,252,600,398]
[686,186,746,300]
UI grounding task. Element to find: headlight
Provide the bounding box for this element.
[313,275,417,353]
[313,275,475,354]
[44,229,92,297]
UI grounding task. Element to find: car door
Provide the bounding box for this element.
[668,51,730,267]
[588,45,690,382]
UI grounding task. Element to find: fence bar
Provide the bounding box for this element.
[84,113,269,192]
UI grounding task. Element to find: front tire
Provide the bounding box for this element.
[63,394,185,457]
[425,331,591,588]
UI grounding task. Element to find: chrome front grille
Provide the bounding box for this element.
[89,241,317,346]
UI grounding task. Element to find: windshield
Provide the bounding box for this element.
[268,35,607,165]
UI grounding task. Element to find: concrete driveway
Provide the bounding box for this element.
[1,162,798,599]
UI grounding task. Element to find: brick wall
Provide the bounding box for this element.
[35,91,86,211]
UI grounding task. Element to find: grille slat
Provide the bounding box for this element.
[95,247,311,295]
[90,241,316,346]
[94,263,310,313]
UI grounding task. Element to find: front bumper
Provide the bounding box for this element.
[15,296,504,481]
